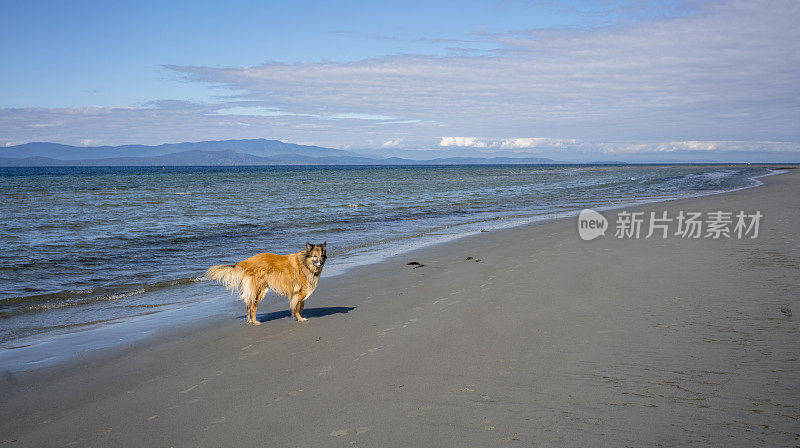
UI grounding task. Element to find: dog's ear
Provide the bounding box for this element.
[321,241,326,249]
[306,242,313,252]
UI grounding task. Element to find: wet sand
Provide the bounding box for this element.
[1,170,798,447]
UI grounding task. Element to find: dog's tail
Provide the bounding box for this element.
[206,264,254,305]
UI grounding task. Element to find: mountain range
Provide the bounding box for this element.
[0,139,558,166]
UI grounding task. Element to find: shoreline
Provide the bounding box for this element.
[0,166,788,368]
[1,169,798,446]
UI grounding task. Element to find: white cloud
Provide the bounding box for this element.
[440,137,800,155]
[213,107,397,121]
[328,113,396,120]
[499,138,580,149]
[166,0,799,148]
[597,141,800,154]
[381,138,404,148]
[26,122,64,129]
[440,137,581,150]
[439,137,486,147]
[215,121,252,127]
[213,106,316,117]
[377,119,422,125]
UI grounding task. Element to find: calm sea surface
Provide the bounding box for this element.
[0,164,774,343]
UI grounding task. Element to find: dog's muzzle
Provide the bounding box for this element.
[313,260,324,268]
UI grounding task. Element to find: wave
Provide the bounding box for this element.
[0,276,206,318]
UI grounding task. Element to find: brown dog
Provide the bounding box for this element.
[206,242,327,325]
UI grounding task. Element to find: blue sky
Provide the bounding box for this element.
[1,0,798,161]
[2,0,685,107]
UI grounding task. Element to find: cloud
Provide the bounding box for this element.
[597,140,800,154]
[438,137,800,155]
[380,138,404,148]
[328,112,396,120]
[81,139,101,146]
[165,0,799,147]
[213,107,396,121]
[439,137,487,147]
[213,106,316,118]
[439,137,581,150]
[26,122,65,129]
[499,138,580,149]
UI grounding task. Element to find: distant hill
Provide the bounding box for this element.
[0,139,559,166]
[0,150,380,166]
[0,139,355,161]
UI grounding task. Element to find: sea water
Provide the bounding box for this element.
[0,164,775,345]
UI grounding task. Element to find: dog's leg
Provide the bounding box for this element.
[295,294,308,322]
[251,301,261,326]
[289,295,299,321]
[246,304,251,323]
[290,294,307,322]
[250,287,268,326]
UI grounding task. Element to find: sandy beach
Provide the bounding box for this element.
[1,169,798,447]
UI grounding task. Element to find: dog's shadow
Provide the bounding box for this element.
[240,306,356,323]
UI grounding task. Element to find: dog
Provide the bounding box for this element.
[206,242,327,325]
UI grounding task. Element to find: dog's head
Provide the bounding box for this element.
[305,242,327,269]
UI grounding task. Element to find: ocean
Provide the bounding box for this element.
[0,164,775,346]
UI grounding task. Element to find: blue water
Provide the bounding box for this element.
[0,164,775,344]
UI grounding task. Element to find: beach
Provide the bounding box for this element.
[1,169,798,446]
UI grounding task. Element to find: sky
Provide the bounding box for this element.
[1,0,798,161]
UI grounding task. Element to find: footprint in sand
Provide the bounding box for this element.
[377,327,394,337]
[204,416,225,431]
[318,366,333,376]
[355,346,384,361]
[180,378,209,394]
[401,318,418,328]
[356,427,369,435]
[330,429,348,437]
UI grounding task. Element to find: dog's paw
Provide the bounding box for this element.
[252,320,262,326]
[297,317,308,322]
